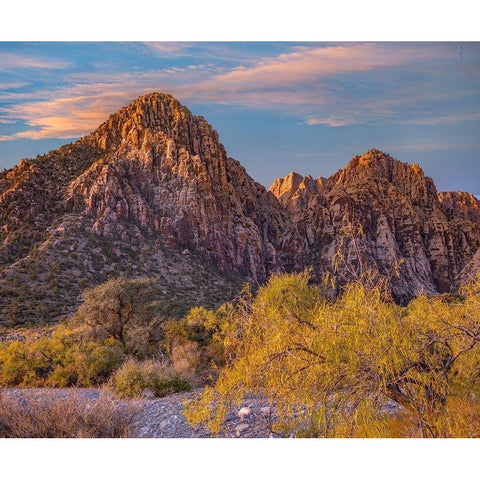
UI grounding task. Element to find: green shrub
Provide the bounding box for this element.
[185,271,480,438]
[0,326,125,387]
[108,359,191,399]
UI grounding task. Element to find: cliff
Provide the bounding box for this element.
[1,94,479,324]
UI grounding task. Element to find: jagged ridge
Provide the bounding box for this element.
[269,149,480,301]
[1,93,480,325]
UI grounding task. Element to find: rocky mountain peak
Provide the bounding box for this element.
[63,93,288,284]
[438,191,480,223]
[269,172,303,200]
[85,92,219,159]
[269,172,327,213]
[1,95,480,325]
[327,149,438,207]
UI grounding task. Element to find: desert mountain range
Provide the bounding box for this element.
[1,92,479,325]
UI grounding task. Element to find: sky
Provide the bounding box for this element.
[0,42,479,194]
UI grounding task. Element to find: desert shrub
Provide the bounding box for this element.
[161,303,236,385]
[0,326,125,387]
[170,339,203,384]
[185,306,219,344]
[0,391,134,438]
[48,339,125,387]
[171,303,236,366]
[185,271,480,438]
[109,359,191,399]
[0,284,234,389]
[163,318,194,347]
[69,277,171,358]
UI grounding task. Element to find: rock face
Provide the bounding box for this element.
[439,191,480,223]
[270,172,327,214]
[270,151,480,303]
[457,247,480,287]
[0,92,479,324]
[65,93,285,281]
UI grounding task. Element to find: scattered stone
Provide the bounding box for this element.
[235,423,250,434]
[142,389,155,399]
[159,420,170,429]
[260,406,271,416]
[0,386,402,438]
[238,406,251,418]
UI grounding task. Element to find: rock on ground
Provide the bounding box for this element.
[0,388,276,438]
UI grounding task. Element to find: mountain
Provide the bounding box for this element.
[270,152,480,302]
[1,92,479,325]
[438,191,480,223]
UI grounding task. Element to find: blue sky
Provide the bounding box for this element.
[0,42,479,194]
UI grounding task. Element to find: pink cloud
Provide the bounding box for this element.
[0,52,70,71]
[0,43,477,140]
[191,43,449,91]
[144,42,195,56]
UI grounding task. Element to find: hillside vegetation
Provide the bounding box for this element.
[1,270,479,437]
[0,277,235,397]
[185,270,480,438]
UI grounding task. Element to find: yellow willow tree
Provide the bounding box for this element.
[184,271,480,437]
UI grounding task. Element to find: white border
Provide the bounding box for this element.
[1,1,479,478]
[1,0,479,41]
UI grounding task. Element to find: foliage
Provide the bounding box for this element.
[108,359,191,399]
[0,391,134,438]
[0,326,125,387]
[0,278,238,391]
[69,277,164,357]
[161,302,237,383]
[184,271,480,438]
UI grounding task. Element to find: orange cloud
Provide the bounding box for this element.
[0,43,477,140]
[0,52,70,71]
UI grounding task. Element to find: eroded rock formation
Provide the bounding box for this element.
[1,93,479,324]
[270,151,480,301]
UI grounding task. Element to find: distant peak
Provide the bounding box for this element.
[345,149,422,174]
[357,148,394,163]
[270,171,303,188]
[285,171,304,183]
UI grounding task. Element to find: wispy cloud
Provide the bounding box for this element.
[0,81,30,90]
[0,52,70,71]
[1,43,479,141]
[143,42,195,56]
[0,93,134,140]
[397,112,480,125]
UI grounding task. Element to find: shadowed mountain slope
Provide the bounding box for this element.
[1,93,479,324]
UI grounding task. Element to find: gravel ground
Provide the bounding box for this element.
[1,388,400,438]
[1,388,276,438]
